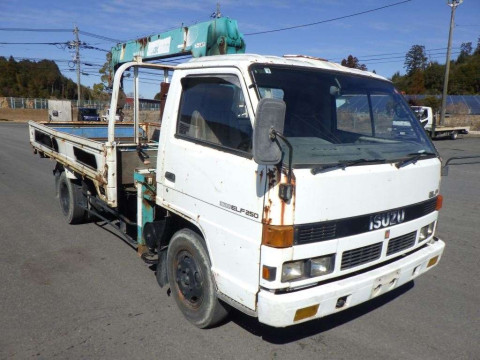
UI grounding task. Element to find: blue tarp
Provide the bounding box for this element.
[50,126,145,139]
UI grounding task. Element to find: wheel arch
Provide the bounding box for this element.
[156,206,210,253]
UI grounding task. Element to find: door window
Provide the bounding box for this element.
[177,75,252,153]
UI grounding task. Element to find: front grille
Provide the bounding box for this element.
[422,199,437,215]
[341,242,382,270]
[296,223,337,244]
[387,231,417,256]
[293,197,438,245]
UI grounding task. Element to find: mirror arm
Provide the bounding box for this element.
[270,129,294,201]
[270,129,293,184]
[442,155,480,176]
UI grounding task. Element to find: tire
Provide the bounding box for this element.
[58,172,86,224]
[167,229,229,328]
[450,131,458,140]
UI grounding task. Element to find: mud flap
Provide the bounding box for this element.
[156,249,168,288]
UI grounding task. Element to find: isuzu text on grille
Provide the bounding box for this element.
[369,209,406,230]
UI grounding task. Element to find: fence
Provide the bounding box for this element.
[406,95,480,115]
[0,97,48,109]
[0,97,160,111]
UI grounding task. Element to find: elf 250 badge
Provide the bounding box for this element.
[220,201,259,219]
[369,209,406,230]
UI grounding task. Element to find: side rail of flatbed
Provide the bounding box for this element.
[427,125,470,140]
[29,121,110,201]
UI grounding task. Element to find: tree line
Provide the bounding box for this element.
[0,56,100,100]
[341,37,480,98]
[392,39,480,96]
[2,38,479,102]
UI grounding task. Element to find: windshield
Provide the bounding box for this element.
[251,64,436,167]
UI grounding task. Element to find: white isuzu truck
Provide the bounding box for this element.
[29,18,445,328]
[411,105,469,140]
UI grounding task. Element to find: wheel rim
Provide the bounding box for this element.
[175,250,204,308]
[59,181,70,216]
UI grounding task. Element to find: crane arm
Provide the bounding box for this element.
[109,17,245,74]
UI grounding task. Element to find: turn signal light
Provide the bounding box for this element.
[436,195,443,210]
[262,225,294,248]
[294,304,319,322]
[427,255,439,268]
[262,265,277,281]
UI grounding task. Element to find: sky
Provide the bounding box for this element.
[1,0,479,99]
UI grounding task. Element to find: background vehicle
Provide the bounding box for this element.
[411,105,469,140]
[101,108,122,122]
[77,107,100,121]
[28,17,445,329]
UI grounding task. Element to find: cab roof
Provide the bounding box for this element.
[177,53,388,82]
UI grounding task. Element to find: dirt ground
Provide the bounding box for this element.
[0,108,48,122]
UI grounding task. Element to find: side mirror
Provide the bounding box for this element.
[253,98,286,165]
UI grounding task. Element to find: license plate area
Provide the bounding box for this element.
[371,270,400,298]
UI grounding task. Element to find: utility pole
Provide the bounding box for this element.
[211,2,221,18]
[74,26,81,107]
[439,0,463,126]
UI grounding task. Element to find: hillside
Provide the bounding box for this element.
[0,56,92,99]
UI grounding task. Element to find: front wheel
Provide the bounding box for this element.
[450,131,458,140]
[167,229,229,328]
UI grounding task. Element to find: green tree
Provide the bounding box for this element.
[475,36,480,55]
[424,62,444,94]
[457,42,472,64]
[409,70,426,94]
[404,45,427,76]
[391,71,409,93]
[341,55,367,70]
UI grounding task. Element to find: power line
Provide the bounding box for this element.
[244,0,412,36]
[80,44,110,52]
[0,42,69,45]
[362,51,461,65]
[78,30,124,43]
[329,46,460,64]
[0,27,71,32]
[0,40,109,52]
[355,47,450,60]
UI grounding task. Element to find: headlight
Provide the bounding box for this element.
[419,222,435,241]
[308,255,335,277]
[281,255,335,282]
[281,261,304,282]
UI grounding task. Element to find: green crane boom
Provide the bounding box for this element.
[109,17,245,74]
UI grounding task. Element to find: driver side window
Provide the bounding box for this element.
[177,75,252,154]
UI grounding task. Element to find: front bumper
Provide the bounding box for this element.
[257,237,445,327]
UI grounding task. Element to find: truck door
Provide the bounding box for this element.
[159,70,266,310]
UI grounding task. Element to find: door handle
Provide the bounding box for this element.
[165,171,176,182]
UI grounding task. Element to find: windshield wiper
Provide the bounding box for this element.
[311,158,386,175]
[395,151,437,169]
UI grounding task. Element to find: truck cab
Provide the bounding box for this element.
[156,55,444,327]
[411,105,433,128]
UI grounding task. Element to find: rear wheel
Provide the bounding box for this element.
[58,172,86,224]
[167,229,229,328]
[450,131,458,140]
